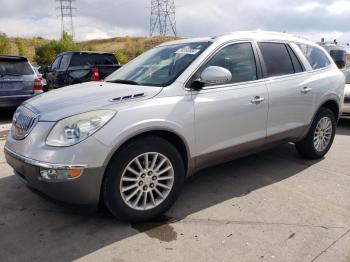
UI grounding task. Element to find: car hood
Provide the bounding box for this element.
[26,81,162,121]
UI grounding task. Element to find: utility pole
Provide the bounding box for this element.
[150,0,177,37]
[56,0,76,39]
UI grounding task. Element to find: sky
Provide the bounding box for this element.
[1,0,350,45]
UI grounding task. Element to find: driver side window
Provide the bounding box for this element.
[203,42,258,86]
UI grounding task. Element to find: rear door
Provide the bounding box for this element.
[257,42,315,143]
[0,57,35,97]
[55,54,71,87]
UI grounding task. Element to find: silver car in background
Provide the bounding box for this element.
[0,55,43,108]
[5,31,345,222]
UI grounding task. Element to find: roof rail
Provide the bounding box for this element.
[212,30,310,41]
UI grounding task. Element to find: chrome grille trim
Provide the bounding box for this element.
[11,105,40,140]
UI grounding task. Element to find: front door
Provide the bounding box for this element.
[192,42,268,168]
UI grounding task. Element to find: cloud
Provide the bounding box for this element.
[0,0,350,44]
[326,0,350,14]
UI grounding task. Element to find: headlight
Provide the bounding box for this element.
[46,110,116,147]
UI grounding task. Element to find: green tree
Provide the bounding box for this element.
[15,38,27,57]
[34,41,59,66]
[0,33,11,54]
[34,32,87,66]
[59,32,79,52]
[114,49,129,64]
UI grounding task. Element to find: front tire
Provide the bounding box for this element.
[103,136,185,222]
[295,108,336,159]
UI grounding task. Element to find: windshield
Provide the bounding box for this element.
[105,42,211,87]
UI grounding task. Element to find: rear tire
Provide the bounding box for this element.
[103,136,185,222]
[295,108,336,159]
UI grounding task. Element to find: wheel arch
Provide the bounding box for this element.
[318,99,340,120]
[298,98,340,141]
[103,128,193,178]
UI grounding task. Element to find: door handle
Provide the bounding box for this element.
[250,96,265,104]
[301,87,312,94]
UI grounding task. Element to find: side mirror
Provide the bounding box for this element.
[192,66,232,89]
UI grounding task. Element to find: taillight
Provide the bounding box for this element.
[34,78,43,93]
[91,67,100,81]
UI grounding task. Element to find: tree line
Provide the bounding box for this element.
[0,32,147,66]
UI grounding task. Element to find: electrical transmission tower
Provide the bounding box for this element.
[56,0,76,38]
[150,0,177,37]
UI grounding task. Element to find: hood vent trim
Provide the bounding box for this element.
[110,93,145,102]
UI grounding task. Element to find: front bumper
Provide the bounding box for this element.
[4,146,104,211]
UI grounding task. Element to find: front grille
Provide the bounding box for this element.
[11,105,39,140]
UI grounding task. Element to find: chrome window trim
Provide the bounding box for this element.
[192,78,266,91]
[4,146,87,169]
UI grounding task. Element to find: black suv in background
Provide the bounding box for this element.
[43,52,121,90]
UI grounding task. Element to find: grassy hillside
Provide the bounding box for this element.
[8,36,179,63]
[9,35,349,65]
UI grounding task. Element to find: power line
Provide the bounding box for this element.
[150,0,177,37]
[55,0,76,38]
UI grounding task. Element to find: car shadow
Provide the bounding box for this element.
[337,119,350,136]
[0,109,15,123]
[0,109,14,141]
[0,142,323,261]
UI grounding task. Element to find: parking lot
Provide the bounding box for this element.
[0,111,349,262]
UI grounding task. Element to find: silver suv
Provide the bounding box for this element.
[5,31,345,222]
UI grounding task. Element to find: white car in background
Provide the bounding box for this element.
[343,83,350,118]
[319,42,350,118]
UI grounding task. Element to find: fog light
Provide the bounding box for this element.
[40,168,83,181]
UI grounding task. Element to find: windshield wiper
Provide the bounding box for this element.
[107,79,140,85]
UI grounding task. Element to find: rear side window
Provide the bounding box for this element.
[258,42,294,77]
[0,58,33,75]
[70,53,118,67]
[59,54,71,69]
[203,42,258,85]
[51,56,61,70]
[297,44,331,70]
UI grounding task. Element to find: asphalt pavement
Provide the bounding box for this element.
[0,111,349,262]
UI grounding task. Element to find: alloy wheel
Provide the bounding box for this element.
[313,116,333,152]
[119,152,174,211]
